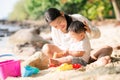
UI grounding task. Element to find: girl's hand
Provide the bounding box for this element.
[53,50,68,58]
[63,50,69,56]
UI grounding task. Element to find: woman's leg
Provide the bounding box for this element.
[42,44,62,58]
[89,46,113,65]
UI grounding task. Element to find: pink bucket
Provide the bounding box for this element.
[0,60,21,80]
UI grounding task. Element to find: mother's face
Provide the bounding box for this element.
[50,16,67,33]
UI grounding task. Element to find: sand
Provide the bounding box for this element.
[0,22,120,80]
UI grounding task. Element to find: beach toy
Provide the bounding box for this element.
[72,64,81,69]
[0,60,21,80]
[22,65,40,77]
[72,64,82,69]
[0,54,13,57]
[56,63,82,71]
[57,63,73,71]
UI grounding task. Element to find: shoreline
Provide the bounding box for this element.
[0,19,120,28]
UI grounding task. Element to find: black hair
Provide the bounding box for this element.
[44,8,73,32]
[65,14,72,32]
[45,8,61,23]
[68,21,87,33]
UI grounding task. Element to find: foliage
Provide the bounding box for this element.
[81,0,115,20]
[60,0,87,14]
[24,0,49,20]
[8,0,28,21]
[9,0,115,21]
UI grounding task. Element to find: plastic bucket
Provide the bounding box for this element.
[0,60,21,80]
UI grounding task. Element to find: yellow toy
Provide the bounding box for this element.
[57,63,73,71]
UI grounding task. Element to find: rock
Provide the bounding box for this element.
[8,28,50,55]
[8,28,42,46]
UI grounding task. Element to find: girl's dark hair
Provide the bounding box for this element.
[68,21,87,33]
[45,8,61,23]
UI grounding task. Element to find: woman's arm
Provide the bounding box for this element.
[80,15,101,39]
[70,14,101,39]
[51,27,61,46]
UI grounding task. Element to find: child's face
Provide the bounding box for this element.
[69,31,85,41]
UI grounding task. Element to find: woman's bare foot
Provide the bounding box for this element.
[49,58,61,66]
[94,56,111,66]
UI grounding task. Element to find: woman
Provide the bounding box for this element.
[42,8,113,66]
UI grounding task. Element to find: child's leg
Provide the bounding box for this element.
[49,56,73,66]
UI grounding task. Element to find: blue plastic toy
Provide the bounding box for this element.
[22,65,40,77]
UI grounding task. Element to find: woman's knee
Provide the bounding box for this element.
[42,44,50,50]
[92,46,113,59]
[108,46,113,51]
[105,46,113,54]
[42,44,51,54]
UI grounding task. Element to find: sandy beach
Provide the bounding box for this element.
[0,22,120,80]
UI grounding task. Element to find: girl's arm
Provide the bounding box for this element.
[67,50,85,57]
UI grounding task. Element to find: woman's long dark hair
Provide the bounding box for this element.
[45,8,61,23]
[44,8,72,32]
[64,14,72,32]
